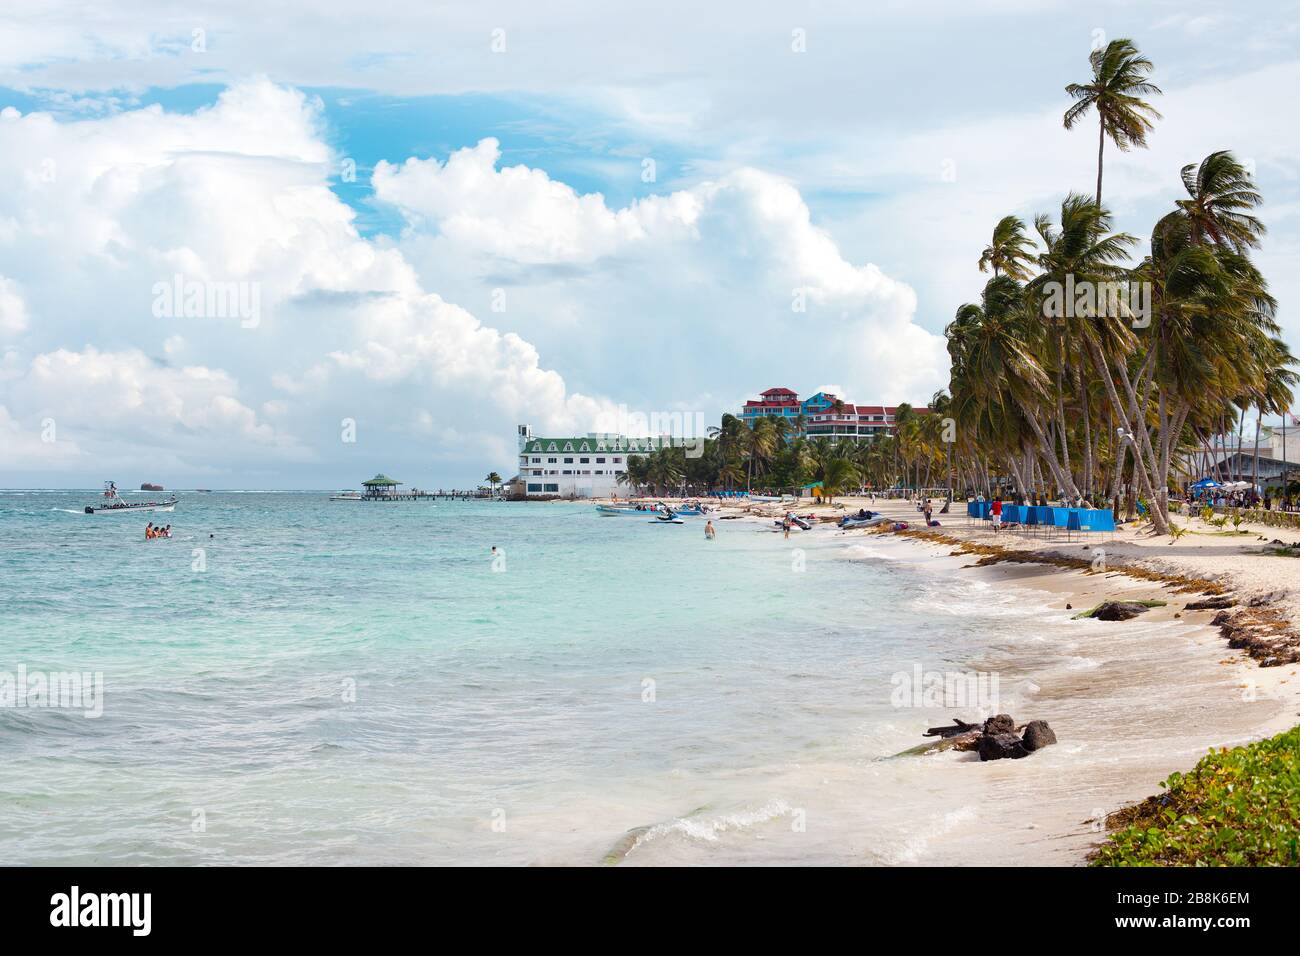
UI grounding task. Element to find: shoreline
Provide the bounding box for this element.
[830,498,1300,861]
[594,492,1300,863]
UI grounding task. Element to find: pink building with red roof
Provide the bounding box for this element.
[740,387,926,440]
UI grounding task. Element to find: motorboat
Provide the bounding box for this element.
[84,481,177,514]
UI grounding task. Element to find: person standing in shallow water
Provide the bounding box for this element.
[704,520,715,540]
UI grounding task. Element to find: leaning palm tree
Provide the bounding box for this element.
[1163,150,1266,253]
[617,455,651,494]
[978,215,1036,281]
[1064,38,1162,204]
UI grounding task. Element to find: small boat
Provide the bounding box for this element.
[84,481,177,514]
[329,490,364,501]
[597,503,661,516]
[649,517,684,524]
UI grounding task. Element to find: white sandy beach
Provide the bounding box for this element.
[591,493,1300,863]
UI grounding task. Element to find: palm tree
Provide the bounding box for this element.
[617,455,651,494]
[646,446,684,496]
[745,417,778,490]
[1164,150,1266,253]
[820,457,858,503]
[1064,38,1162,204]
[978,215,1036,281]
[484,472,503,496]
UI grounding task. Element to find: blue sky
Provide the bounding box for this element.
[1,1,1298,487]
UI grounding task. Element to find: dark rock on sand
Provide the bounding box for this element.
[1184,596,1236,611]
[978,733,1028,761]
[1022,720,1057,751]
[982,714,1016,735]
[1092,601,1150,621]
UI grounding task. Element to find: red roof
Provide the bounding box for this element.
[760,387,798,397]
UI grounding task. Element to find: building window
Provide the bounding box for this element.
[562,470,573,475]
[548,457,557,463]
[544,483,558,493]
[532,457,541,463]
[596,457,606,464]
[614,457,622,464]
[564,457,574,464]
[527,483,542,492]
[580,458,589,464]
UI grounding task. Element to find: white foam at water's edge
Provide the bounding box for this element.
[840,544,900,561]
[627,798,794,854]
[884,805,979,864]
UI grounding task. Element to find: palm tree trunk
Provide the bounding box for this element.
[1096,115,1105,205]
[1253,408,1261,495]
[1084,338,1170,533]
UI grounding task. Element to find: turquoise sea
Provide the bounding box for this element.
[0,491,1276,865]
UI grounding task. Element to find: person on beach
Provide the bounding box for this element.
[782,515,791,539]
[991,497,1003,533]
[923,500,933,525]
[705,520,716,540]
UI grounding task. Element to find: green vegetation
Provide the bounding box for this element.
[943,37,1297,537]
[1092,726,1300,866]
[614,405,955,497]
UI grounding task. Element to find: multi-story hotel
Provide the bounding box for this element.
[515,425,694,498]
[740,387,919,441]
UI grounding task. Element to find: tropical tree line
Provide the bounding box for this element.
[944,38,1296,535]
[614,405,951,499]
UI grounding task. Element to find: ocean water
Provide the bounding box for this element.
[0,491,1280,865]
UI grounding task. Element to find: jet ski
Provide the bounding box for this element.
[839,511,889,529]
[773,513,813,531]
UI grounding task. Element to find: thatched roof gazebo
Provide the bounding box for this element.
[361,474,402,498]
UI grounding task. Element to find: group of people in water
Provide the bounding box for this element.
[144,523,172,540]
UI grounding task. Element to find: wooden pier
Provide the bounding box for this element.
[354,474,500,502]
[362,490,497,501]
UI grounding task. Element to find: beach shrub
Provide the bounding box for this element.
[1091,725,1300,866]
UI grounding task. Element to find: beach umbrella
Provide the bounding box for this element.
[1190,478,1221,489]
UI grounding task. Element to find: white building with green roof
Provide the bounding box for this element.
[515,424,689,498]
